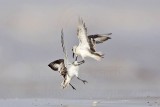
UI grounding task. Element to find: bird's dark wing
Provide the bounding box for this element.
[88,33,112,44]
[48,59,67,78]
[48,59,65,71]
[88,37,96,52]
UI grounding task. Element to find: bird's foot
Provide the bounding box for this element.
[79,60,85,64]
[81,60,85,63]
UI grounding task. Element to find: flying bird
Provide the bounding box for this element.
[72,18,106,62]
[48,59,76,90]
[62,60,87,89]
[48,29,87,90]
[60,29,87,89]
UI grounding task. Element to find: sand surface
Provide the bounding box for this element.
[0,97,160,107]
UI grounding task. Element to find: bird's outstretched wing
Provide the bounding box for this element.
[48,59,67,78]
[48,59,64,70]
[87,33,112,52]
[61,29,68,67]
[77,18,90,48]
[88,33,112,44]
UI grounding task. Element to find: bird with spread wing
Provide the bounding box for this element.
[72,18,111,62]
[48,29,87,90]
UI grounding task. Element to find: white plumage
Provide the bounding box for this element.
[48,18,112,90]
[62,60,86,89]
[48,29,87,90]
[48,59,76,90]
[72,18,105,62]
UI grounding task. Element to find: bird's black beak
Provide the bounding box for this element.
[73,52,75,58]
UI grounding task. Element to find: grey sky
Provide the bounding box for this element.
[0,0,160,98]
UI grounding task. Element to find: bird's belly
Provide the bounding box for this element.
[69,71,78,78]
[79,48,91,57]
[68,67,79,78]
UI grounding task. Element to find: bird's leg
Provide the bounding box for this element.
[77,60,85,65]
[69,83,76,90]
[77,77,88,84]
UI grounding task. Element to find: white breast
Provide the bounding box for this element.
[68,65,79,78]
[77,46,90,58]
